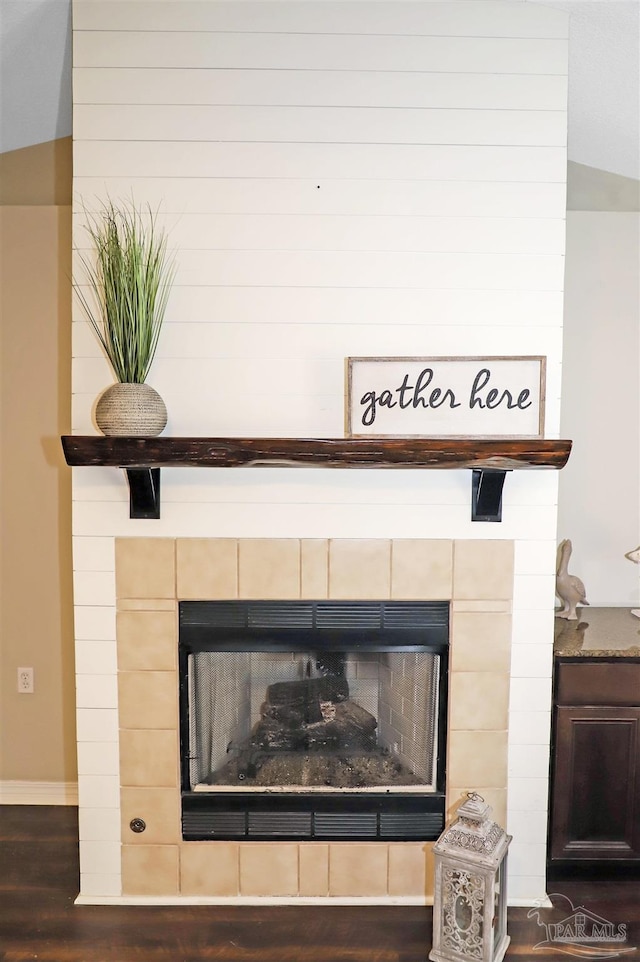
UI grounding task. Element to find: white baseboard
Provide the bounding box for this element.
[0,780,78,806]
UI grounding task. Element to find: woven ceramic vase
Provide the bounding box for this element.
[95,382,167,437]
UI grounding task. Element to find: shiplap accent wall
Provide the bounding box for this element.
[70,1,568,902]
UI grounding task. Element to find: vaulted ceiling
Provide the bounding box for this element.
[1,0,638,183]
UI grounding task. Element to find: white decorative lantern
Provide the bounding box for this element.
[429,792,512,962]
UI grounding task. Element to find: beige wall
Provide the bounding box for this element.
[0,138,76,784]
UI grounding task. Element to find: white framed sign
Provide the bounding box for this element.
[346,356,546,438]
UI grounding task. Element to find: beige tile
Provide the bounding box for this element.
[328,844,388,897]
[120,729,178,787]
[448,731,508,789]
[176,539,238,599]
[117,610,177,671]
[122,844,179,896]
[448,672,510,732]
[119,671,178,730]
[453,540,514,601]
[180,843,239,896]
[447,788,507,830]
[117,599,176,611]
[328,540,391,599]
[388,843,433,898]
[450,611,511,673]
[239,844,299,896]
[120,787,180,844]
[451,600,511,613]
[116,538,176,600]
[301,540,328,598]
[391,541,453,600]
[299,844,329,897]
[238,540,300,599]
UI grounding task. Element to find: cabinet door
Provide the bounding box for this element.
[550,707,640,861]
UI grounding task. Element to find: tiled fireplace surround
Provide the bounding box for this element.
[113,535,514,902]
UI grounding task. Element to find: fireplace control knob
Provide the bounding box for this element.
[130,818,146,834]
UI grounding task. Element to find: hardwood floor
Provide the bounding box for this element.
[1,806,639,962]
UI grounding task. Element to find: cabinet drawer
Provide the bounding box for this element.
[556,660,640,706]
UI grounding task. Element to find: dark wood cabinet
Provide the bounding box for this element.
[549,657,640,876]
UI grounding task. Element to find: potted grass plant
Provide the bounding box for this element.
[74,198,175,437]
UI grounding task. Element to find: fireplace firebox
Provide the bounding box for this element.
[179,600,449,842]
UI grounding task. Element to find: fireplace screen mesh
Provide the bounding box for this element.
[187,647,440,792]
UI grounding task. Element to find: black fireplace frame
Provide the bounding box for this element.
[179,600,449,842]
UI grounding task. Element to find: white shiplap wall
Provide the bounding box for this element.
[71,0,568,902]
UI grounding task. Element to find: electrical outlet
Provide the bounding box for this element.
[17,667,34,694]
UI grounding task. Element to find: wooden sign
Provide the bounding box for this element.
[346,356,546,438]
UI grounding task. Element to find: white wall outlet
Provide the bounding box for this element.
[17,667,34,693]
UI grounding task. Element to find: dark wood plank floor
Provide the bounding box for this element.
[1,806,639,962]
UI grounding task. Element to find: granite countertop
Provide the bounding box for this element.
[554,606,640,657]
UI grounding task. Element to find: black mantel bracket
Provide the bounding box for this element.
[61,436,572,523]
[471,469,508,523]
[125,468,161,520]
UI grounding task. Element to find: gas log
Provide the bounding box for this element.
[265,675,349,724]
[307,700,378,749]
[253,675,376,752]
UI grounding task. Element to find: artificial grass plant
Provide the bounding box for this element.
[74,199,175,384]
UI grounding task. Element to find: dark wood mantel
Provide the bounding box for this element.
[61,435,571,470]
[61,435,572,522]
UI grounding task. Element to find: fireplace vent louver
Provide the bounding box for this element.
[249,603,315,628]
[314,813,378,838]
[248,812,312,837]
[183,811,246,838]
[181,805,447,841]
[180,600,449,643]
[379,812,445,838]
[180,601,449,629]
